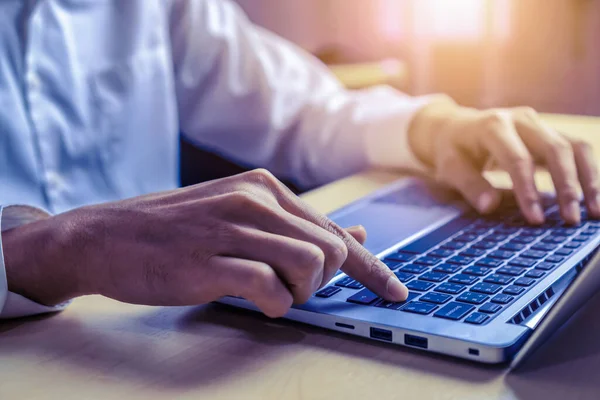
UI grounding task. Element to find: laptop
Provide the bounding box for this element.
[219,178,600,367]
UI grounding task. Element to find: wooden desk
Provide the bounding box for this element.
[1,114,600,400]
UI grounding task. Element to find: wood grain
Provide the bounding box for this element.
[1,114,600,400]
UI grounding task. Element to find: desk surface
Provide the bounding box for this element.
[2,114,600,400]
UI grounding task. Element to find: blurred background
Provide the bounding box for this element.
[234,0,600,116]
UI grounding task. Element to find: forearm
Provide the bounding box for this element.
[3,213,89,306]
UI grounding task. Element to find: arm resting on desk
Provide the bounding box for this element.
[0,205,72,319]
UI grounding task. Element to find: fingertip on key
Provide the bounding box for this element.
[386,275,408,302]
[529,202,545,225]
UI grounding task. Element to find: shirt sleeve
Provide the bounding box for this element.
[0,205,70,319]
[166,0,449,190]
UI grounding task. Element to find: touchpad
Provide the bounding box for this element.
[329,180,464,255]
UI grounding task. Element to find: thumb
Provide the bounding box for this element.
[345,225,367,245]
[437,151,502,214]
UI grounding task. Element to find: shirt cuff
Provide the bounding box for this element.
[0,205,71,319]
[362,91,453,174]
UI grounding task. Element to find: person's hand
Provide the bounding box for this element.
[408,102,600,225]
[3,169,408,317]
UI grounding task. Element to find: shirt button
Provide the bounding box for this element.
[46,171,64,191]
[26,71,41,92]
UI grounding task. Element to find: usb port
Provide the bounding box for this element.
[404,334,428,349]
[370,327,393,342]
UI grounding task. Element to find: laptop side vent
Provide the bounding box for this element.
[509,287,555,325]
[509,244,600,325]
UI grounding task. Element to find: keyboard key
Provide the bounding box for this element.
[535,262,556,271]
[346,280,364,289]
[405,280,435,292]
[447,256,476,265]
[434,264,462,274]
[491,293,514,304]
[441,241,466,250]
[499,242,526,252]
[420,292,452,304]
[475,258,503,268]
[542,236,568,244]
[455,234,479,242]
[459,248,487,258]
[419,272,449,283]
[525,270,546,279]
[449,274,479,285]
[511,236,536,244]
[508,258,537,268]
[521,227,545,236]
[497,266,526,276]
[434,302,475,320]
[514,277,536,287]
[564,241,582,249]
[401,301,438,315]
[546,255,565,263]
[531,243,557,252]
[579,230,596,236]
[385,252,416,262]
[472,241,497,250]
[315,286,341,298]
[463,266,492,276]
[572,235,590,242]
[399,264,429,274]
[383,259,403,269]
[503,285,526,295]
[521,250,546,259]
[553,228,578,236]
[484,274,514,285]
[457,292,489,305]
[488,250,514,260]
[394,271,415,283]
[335,276,354,287]
[435,282,467,295]
[376,292,420,310]
[464,312,490,324]
[347,289,379,305]
[484,234,509,242]
[428,248,455,258]
[471,282,502,295]
[479,302,502,314]
[414,256,442,266]
[554,248,573,256]
[399,217,474,254]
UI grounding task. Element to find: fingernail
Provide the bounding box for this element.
[530,202,545,224]
[477,191,496,214]
[565,200,581,224]
[386,275,408,302]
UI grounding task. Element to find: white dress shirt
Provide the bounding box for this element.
[0,0,441,318]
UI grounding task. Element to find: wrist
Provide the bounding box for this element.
[3,212,94,306]
[407,98,461,167]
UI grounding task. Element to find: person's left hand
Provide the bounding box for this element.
[408,101,600,225]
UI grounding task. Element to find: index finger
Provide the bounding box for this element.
[254,170,408,302]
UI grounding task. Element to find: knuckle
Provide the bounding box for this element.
[559,187,580,203]
[506,151,534,168]
[247,168,279,188]
[480,111,506,132]
[327,237,348,268]
[571,139,592,154]
[516,106,537,120]
[246,263,273,294]
[546,137,573,158]
[301,243,326,272]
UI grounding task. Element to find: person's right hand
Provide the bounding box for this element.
[4,169,408,317]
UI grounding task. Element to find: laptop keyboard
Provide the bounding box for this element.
[315,201,600,325]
